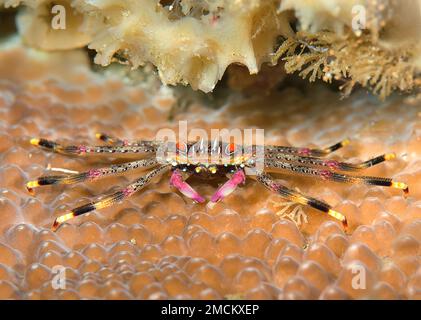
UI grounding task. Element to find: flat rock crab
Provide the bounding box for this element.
[26,134,409,231]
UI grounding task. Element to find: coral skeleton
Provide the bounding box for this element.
[1,0,420,97]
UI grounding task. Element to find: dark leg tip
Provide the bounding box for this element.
[51,219,60,232]
[342,218,348,232]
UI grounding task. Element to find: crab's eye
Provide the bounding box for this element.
[176,141,187,154]
[225,143,236,155]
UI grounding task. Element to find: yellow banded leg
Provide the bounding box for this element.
[265,160,409,196]
[51,165,170,231]
[266,152,397,172]
[26,159,158,193]
[265,138,350,157]
[256,172,348,230]
[30,137,156,155]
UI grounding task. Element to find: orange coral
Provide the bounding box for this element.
[0,42,420,299]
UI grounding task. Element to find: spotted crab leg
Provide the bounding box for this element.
[207,169,246,208]
[95,133,156,149]
[170,169,205,203]
[52,164,170,231]
[256,172,348,229]
[265,152,396,171]
[26,158,158,193]
[265,160,409,195]
[29,138,156,155]
[265,138,350,157]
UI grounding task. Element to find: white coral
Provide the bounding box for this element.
[279,0,365,34]
[2,0,420,91]
[1,0,292,92]
[279,0,421,71]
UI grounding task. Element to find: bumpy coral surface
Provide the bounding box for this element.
[0,41,420,299]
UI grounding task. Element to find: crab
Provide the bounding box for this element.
[26,134,409,231]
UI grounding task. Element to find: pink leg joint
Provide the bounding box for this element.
[209,170,246,204]
[170,169,205,203]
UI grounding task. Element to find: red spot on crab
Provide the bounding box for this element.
[298,148,311,156]
[270,182,282,193]
[176,141,187,152]
[320,170,333,180]
[228,143,236,153]
[325,160,339,170]
[77,145,88,154]
[88,169,102,180]
[122,187,135,197]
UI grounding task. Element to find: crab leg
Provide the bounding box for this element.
[265,152,396,171]
[30,138,156,155]
[52,164,170,231]
[265,160,409,195]
[95,133,130,146]
[265,139,350,157]
[207,169,246,208]
[256,172,348,229]
[170,169,205,203]
[95,133,156,148]
[26,158,158,193]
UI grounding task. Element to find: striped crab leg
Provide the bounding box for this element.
[265,139,350,157]
[52,164,170,231]
[265,160,409,195]
[265,152,397,171]
[95,133,157,149]
[29,138,156,155]
[26,158,158,194]
[257,172,348,229]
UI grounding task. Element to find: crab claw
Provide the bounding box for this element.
[208,170,246,207]
[170,169,205,203]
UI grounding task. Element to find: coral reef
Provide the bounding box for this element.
[273,31,418,99]
[1,0,292,92]
[1,0,420,97]
[0,41,420,300]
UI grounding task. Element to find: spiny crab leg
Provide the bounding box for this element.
[170,169,205,203]
[207,169,246,208]
[52,164,170,231]
[265,159,409,196]
[30,137,156,155]
[26,158,158,194]
[265,138,350,157]
[95,133,157,149]
[257,172,348,230]
[265,152,397,171]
